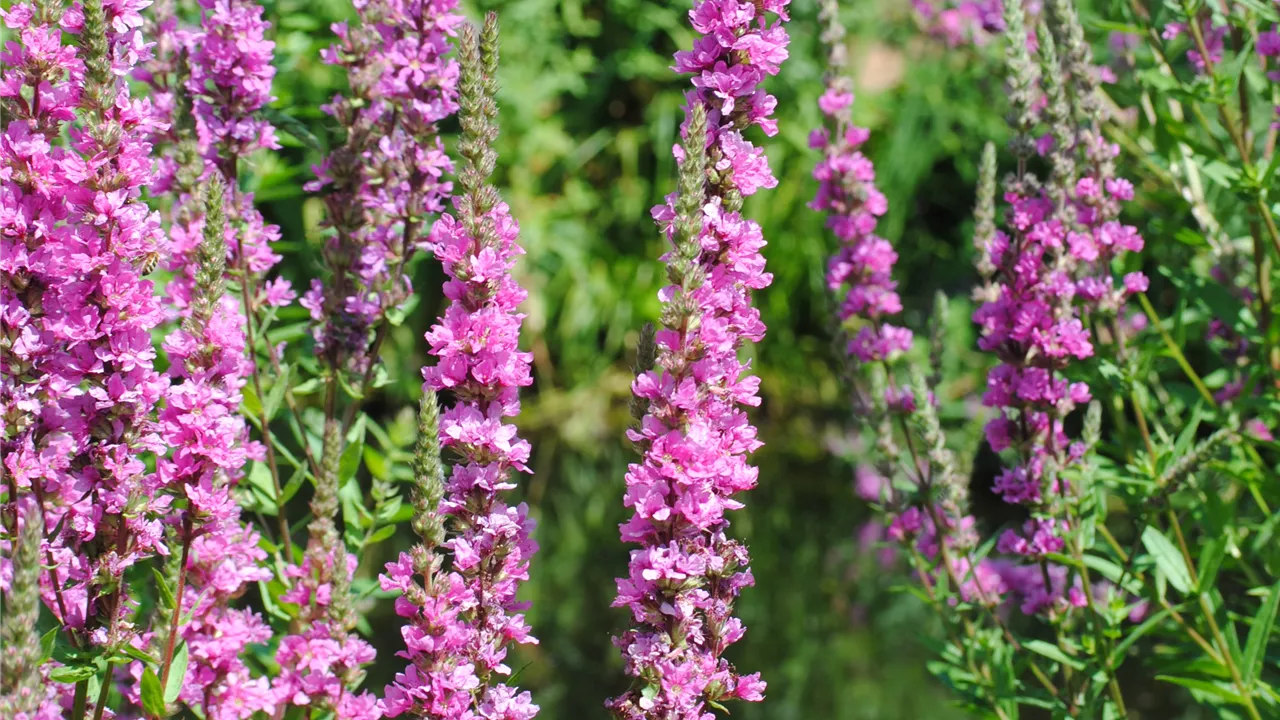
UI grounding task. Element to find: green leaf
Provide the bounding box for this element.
[1197,535,1228,594]
[363,524,397,547]
[1198,156,1239,189]
[164,642,188,704]
[1156,675,1244,705]
[1172,405,1204,461]
[1023,639,1085,670]
[263,364,291,422]
[241,385,263,420]
[1110,606,1173,665]
[49,663,98,683]
[261,107,323,153]
[280,465,308,505]
[153,568,176,610]
[1234,0,1280,19]
[339,416,367,488]
[1086,19,1144,34]
[364,447,389,481]
[1082,553,1143,595]
[376,495,402,524]
[246,461,279,514]
[40,627,58,661]
[258,579,292,621]
[1243,581,1280,684]
[1143,526,1194,594]
[118,644,157,668]
[292,378,322,396]
[140,666,165,717]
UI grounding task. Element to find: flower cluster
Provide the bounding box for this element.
[912,0,1008,46]
[813,0,1002,613]
[914,0,1054,49]
[272,419,380,719]
[1,0,169,667]
[1161,19,1226,74]
[301,0,462,374]
[889,506,1007,603]
[132,0,292,321]
[609,1,790,715]
[180,0,289,305]
[151,177,277,720]
[972,2,1145,603]
[810,12,908,367]
[1260,24,1280,129]
[379,14,538,719]
[190,0,279,167]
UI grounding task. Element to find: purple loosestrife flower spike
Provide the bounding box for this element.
[972,142,999,302]
[1,0,169,663]
[170,0,291,316]
[273,419,379,719]
[1043,0,1103,125]
[375,391,484,718]
[629,323,658,425]
[379,14,539,719]
[1038,27,1076,217]
[811,0,910,369]
[972,0,1146,618]
[155,173,276,718]
[813,0,1002,610]
[0,501,60,718]
[913,0,1013,47]
[611,1,791,715]
[1002,0,1040,164]
[886,367,1005,606]
[410,390,447,549]
[190,0,280,173]
[302,0,463,375]
[927,291,948,390]
[154,14,293,643]
[187,173,229,333]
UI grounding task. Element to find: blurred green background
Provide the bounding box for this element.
[251,0,1012,716]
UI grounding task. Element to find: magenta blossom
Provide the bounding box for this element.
[302,0,462,374]
[379,16,538,718]
[610,1,790,716]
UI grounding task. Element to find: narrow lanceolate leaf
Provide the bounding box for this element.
[1243,581,1280,684]
[1023,639,1085,671]
[140,667,165,716]
[1156,675,1244,705]
[1143,526,1194,594]
[163,642,188,705]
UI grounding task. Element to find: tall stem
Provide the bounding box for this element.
[159,515,194,692]
[229,170,293,561]
[1164,509,1263,720]
[339,216,423,437]
[72,680,88,720]
[91,665,113,720]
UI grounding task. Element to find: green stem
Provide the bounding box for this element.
[158,517,194,699]
[91,662,113,720]
[72,680,88,720]
[228,167,293,562]
[1137,293,1215,404]
[1164,509,1263,720]
[905,547,1016,720]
